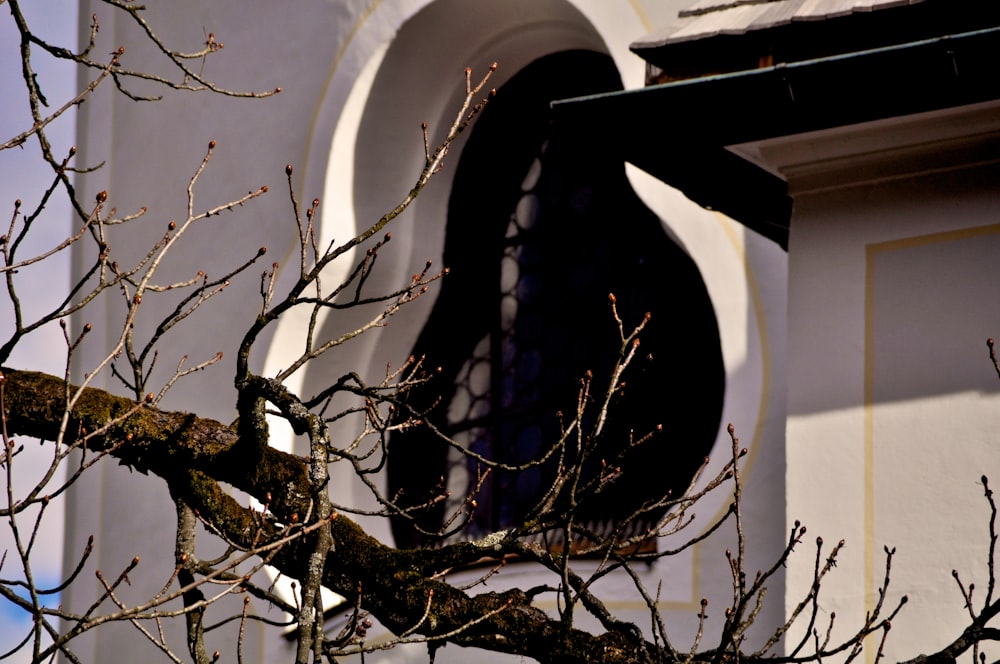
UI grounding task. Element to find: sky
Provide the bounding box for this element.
[0,4,77,661]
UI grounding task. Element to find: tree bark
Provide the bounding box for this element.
[0,367,659,663]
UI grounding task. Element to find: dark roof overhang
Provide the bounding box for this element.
[551,24,1000,250]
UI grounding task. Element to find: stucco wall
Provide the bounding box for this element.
[779,105,1000,661]
[68,1,788,661]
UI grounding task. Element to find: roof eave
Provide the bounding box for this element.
[551,26,1000,250]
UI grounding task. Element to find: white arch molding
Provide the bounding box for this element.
[260,0,778,640]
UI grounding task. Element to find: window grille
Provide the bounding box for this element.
[387,51,724,552]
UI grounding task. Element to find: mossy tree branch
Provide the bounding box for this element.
[0,367,661,664]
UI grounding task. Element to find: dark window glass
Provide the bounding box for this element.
[388,51,724,549]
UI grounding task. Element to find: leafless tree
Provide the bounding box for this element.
[1,3,999,663]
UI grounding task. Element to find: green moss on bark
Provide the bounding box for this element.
[1,368,664,663]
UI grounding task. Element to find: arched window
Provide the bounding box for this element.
[388,51,724,549]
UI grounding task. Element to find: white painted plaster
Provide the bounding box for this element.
[772,106,1000,661]
[66,1,787,661]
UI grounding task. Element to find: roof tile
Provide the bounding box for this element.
[637,0,925,47]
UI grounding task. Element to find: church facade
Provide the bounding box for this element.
[67,0,999,661]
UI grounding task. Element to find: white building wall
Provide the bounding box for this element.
[68,1,789,661]
[772,103,1000,661]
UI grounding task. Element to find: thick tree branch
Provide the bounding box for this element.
[3,360,996,664]
[0,368,659,663]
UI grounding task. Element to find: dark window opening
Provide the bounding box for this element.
[388,51,725,550]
